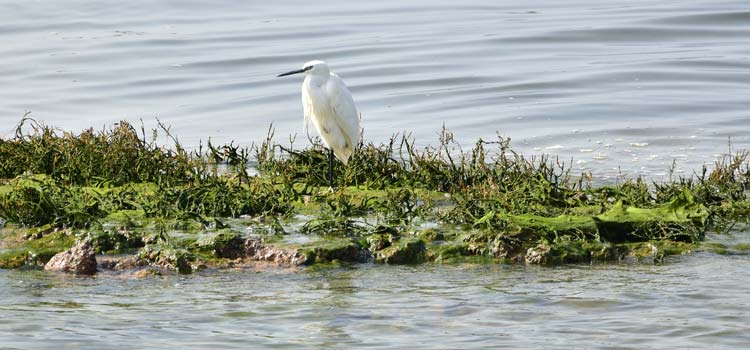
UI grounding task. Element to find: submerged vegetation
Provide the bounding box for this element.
[1,117,749,274]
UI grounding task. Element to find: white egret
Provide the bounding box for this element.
[277,60,361,188]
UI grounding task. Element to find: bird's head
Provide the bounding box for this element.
[277,60,329,78]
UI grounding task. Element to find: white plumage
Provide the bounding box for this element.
[278,60,361,186]
[300,61,360,164]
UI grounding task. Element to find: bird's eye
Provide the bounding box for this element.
[303,66,313,71]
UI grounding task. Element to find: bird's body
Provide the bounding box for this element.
[278,60,361,187]
[301,67,359,164]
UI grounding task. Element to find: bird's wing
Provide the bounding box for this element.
[326,73,361,151]
[301,80,313,134]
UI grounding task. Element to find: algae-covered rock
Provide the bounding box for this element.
[245,238,307,265]
[427,241,471,262]
[131,267,162,278]
[22,224,55,240]
[298,238,363,265]
[139,244,193,274]
[525,238,622,265]
[416,228,445,242]
[374,237,426,264]
[195,231,245,259]
[525,243,551,265]
[97,254,149,270]
[0,228,77,268]
[623,240,694,263]
[524,237,694,265]
[88,229,145,254]
[0,250,29,269]
[507,214,598,238]
[365,232,397,252]
[44,240,97,275]
[595,189,709,243]
[458,228,535,260]
[195,233,308,266]
[459,212,598,261]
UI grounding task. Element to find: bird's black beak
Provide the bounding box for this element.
[277,66,312,77]
[277,69,304,77]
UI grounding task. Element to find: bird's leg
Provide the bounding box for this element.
[328,148,334,189]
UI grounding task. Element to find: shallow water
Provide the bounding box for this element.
[1,0,749,178]
[2,1,750,348]
[2,232,750,349]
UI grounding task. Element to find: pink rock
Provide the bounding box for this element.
[44,240,97,275]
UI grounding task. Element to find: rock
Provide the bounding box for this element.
[97,254,148,270]
[374,237,426,264]
[22,224,56,240]
[195,231,244,258]
[131,268,162,278]
[416,228,444,242]
[524,239,620,265]
[245,238,307,266]
[206,232,246,259]
[198,234,309,266]
[44,240,97,275]
[365,233,396,252]
[297,238,365,265]
[525,243,551,265]
[139,244,193,274]
[428,241,471,262]
[115,255,148,270]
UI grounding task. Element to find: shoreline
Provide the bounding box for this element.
[1,120,748,275]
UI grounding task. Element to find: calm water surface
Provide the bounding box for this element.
[1,0,749,177]
[2,1,750,348]
[1,233,750,349]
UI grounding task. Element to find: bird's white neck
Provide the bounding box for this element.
[305,73,330,87]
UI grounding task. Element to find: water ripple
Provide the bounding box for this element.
[0,1,749,172]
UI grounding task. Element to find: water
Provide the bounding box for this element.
[2,1,750,348]
[1,0,749,178]
[2,234,750,349]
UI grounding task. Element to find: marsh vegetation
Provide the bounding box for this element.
[1,118,748,273]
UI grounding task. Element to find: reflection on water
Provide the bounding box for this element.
[1,0,749,179]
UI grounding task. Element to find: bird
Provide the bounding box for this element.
[277,60,361,188]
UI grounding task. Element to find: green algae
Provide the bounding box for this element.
[103,210,148,228]
[595,189,709,243]
[506,213,599,238]
[427,241,473,263]
[621,241,695,263]
[364,231,398,252]
[194,230,245,258]
[86,229,145,254]
[1,121,749,271]
[0,228,76,268]
[373,237,427,264]
[297,238,363,265]
[416,228,445,242]
[0,250,28,269]
[139,243,193,274]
